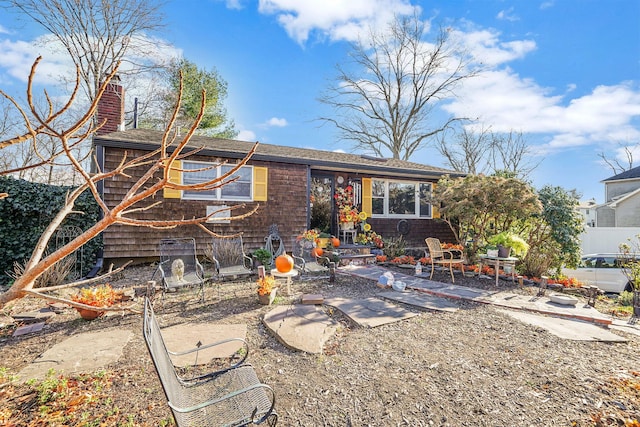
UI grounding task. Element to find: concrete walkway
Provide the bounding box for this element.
[344,264,614,325]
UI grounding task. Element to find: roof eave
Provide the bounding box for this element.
[94,138,463,180]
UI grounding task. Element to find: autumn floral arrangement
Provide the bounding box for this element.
[257,275,277,296]
[71,284,122,307]
[297,229,320,242]
[335,185,366,224]
[355,229,384,248]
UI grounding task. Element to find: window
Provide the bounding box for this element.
[182,161,253,201]
[371,179,432,218]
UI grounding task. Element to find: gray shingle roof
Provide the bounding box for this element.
[94,128,463,180]
[602,165,640,182]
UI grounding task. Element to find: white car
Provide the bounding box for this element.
[561,253,636,294]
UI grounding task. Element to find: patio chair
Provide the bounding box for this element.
[425,237,465,283]
[291,238,330,274]
[153,238,205,302]
[210,234,253,281]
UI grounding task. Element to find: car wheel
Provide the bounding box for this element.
[624,282,634,293]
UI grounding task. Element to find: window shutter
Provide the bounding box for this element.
[361,177,372,217]
[253,166,268,201]
[163,160,182,199]
[431,182,440,218]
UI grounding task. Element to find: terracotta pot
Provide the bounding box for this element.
[76,308,104,320]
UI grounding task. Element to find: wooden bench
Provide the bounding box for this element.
[142,298,278,426]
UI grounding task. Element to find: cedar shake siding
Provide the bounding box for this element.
[95,129,463,264]
[101,147,307,262]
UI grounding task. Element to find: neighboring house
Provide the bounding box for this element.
[577,198,597,227]
[93,80,463,264]
[595,165,640,227]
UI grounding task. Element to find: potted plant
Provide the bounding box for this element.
[317,232,331,249]
[257,275,277,305]
[487,232,529,258]
[71,284,122,320]
[253,248,273,268]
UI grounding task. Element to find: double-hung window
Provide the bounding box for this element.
[182,161,253,201]
[370,179,432,218]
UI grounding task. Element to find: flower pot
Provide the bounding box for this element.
[76,308,104,320]
[316,237,330,249]
[497,245,511,258]
[258,288,277,305]
[340,222,354,230]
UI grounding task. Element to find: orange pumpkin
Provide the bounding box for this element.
[331,237,340,248]
[311,247,324,257]
[275,254,294,273]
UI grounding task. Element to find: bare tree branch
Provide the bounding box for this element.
[598,142,638,174]
[318,15,477,160]
[0,59,258,308]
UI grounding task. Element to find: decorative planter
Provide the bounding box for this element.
[316,237,330,249]
[497,245,511,258]
[340,222,354,230]
[76,308,104,320]
[258,288,277,305]
[487,249,499,257]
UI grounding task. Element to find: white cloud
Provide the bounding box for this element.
[236,129,257,141]
[540,1,555,10]
[257,0,419,44]
[452,27,537,67]
[225,0,244,10]
[263,117,288,127]
[0,32,180,94]
[0,25,10,35]
[496,8,519,22]
[445,67,640,153]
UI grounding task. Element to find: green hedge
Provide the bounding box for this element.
[0,176,102,286]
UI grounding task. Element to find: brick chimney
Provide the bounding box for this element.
[96,75,125,135]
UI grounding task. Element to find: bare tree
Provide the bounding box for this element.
[436,126,493,174]
[598,142,639,175]
[437,126,538,179]
[3,0,167,184]
[319,14,477,160]
[490,130,539,179]
[0,58,258,310]
[4,0,165,104]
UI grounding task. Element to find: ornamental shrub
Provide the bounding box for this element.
[0,176,102,286]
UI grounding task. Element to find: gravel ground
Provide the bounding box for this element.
[0,263,639,426]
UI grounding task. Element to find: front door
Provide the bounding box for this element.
[310,175,334,235]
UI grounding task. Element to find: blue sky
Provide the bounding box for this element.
[1,0,639,203]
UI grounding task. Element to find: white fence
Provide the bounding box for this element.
[580,227,640,254]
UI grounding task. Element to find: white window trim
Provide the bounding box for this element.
[181,161,254,202]
[371,179,433,219]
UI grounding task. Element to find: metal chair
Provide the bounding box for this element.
[153,238,205,302]
[291,238,330,275]
[210,235,253,281]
